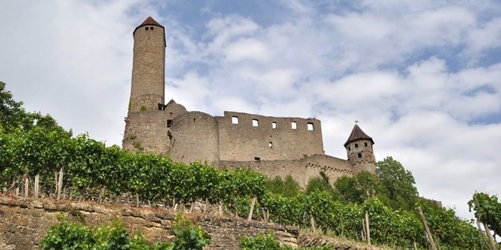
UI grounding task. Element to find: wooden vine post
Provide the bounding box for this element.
[34,174,39,199]
[247,197,257,222]
[24,177,29,198]
[418,206,438,250]
[365,210,371,246]
[57,168,63,200]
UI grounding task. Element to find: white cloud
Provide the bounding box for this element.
[224,38,270,62]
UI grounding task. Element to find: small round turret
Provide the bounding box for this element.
[129,16,166,112]
[344,124,376,174]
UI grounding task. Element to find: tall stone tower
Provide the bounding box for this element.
[123,17,170,153]
[129,16,166,112]
[344,124,376,174]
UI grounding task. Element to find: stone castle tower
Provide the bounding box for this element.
[344,124,376,175]
[123,17,376,187]
[129,17,166,112]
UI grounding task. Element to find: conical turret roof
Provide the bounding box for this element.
[133,16,164,35]
[140,16,163,27]
[344,124,374,147]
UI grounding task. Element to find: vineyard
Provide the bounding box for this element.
[1,81,499,249]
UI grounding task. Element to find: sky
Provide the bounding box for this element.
[1,0,500,220]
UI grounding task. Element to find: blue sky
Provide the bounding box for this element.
[0,0,500,220]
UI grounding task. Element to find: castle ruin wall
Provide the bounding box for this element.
[219,154,353,187]
[217,111,324,162]
[168,111,220,164]
[123,111,171,154]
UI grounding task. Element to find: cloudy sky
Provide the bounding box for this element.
[1,0,500,219]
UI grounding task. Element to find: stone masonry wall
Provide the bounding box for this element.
[219,154,353,187]
[217,111,324,161]
[0,195,298,250]
[123,110,171,154]
[0,195,381,250]
[129,24,165,112]
[169,111,220,164]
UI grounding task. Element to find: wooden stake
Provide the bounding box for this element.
[24,177,29,198]
[365,210,371,246]
[55,171,58,197]
[248,197,256,222]
[418,206,438,250]
[34,174,39,199]
[476,219,492,249]
[361,218,366,241]
[310,215,316,232]
[57,168,63,200]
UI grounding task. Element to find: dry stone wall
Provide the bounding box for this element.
[0,195,299,250]
[0,195,383,250]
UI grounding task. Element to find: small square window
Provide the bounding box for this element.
[364,142,368,147]
[358,153,362,158]
[307,122,314,131]
[232,116,239,124]
[355,143,358,148]
[145,27,149,30]
[291,121,297,129]
[167,120,173,128]
[272,122,277,129]
[151,26,154,30]
[252,119,259,127]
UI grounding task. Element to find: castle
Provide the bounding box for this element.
[122,17,376,187]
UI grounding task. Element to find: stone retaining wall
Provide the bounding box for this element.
[0,195,380,250]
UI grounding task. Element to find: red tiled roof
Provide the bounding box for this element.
[344,124,374,147]
[133,16,165,35]
[140,16,163,27]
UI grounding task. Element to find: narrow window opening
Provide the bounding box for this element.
[151,26,154,30]
[358,153,362,158]
[193,118,196,122]
[291,121,297,129]
[232,116,239,124]
[252,119,259,127]
[355,143,358,148]
[254,157,260,161]
[364,142,368,147]
[145,27,149,30]
[272,122,277,129]
[269,142,273,148]
[348,146,350,151]
[167,120,173,128]
[307,122,314,131]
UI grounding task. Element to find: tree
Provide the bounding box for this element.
[468,192,501,239]
[333,176,363,204]
[0,81,26,132]
[0,81,67,134]
[333,171,390,205]
[376,157,419,211]
[266,175,300,198]
[305,172,339,200]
